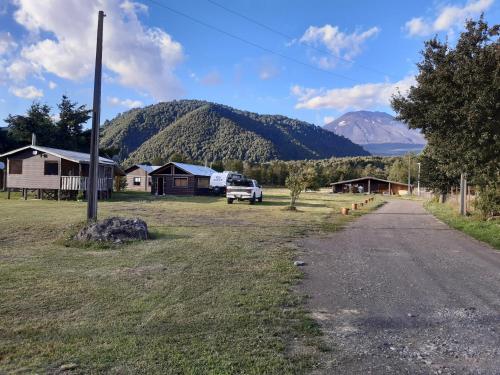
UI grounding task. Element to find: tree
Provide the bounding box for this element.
[56,95,92,151]
[392,17,499,188]
[5,102,56,146]
[285,167,307,210]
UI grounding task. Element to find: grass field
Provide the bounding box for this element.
[0,189,382,374]
[425,200,500,250]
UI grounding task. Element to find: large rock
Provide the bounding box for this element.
[75,217,148,243]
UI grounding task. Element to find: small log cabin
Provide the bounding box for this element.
[331,176,412,195]
[0,145,124,200]
[150,162,216,196]
[124,164,160,192]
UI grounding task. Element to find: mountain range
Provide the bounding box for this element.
[100,100,369,165]
[324,111,426,155]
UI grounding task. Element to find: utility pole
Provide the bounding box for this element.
[417,162,421,196]
[459,173,467,216]
[407,154,411,195]
[87,10,105,222]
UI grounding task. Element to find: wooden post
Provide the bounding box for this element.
[388,182,391,195]
[87,10,105,222]
[23,188,27,200]
[7,188,10,199]
[368,179,371,194]
[341,207,349,215]
[352,203,358,210]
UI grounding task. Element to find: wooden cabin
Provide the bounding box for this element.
[331,176,412,195]
[0,161,4,191]
[150,162,216,196]
[0,145,124,200]
[124,164,160,192]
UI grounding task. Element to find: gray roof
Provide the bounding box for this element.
[331,176,411,186]
[136,164,161,174]
[0,145,116,165]
[152,161,216,177]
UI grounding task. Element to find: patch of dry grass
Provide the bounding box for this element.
[0,189,383,373]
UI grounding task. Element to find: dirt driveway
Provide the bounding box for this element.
[299,200,500,374]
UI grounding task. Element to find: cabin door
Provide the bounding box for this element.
[157,177,164,195]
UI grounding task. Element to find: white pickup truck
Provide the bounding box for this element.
[226,179,263,204]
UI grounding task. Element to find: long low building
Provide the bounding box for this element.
[331,176,411,195]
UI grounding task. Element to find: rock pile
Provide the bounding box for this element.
[75,217,148,243]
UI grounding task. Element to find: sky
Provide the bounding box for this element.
[0,0,498,128]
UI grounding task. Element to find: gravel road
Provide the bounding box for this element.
[298,200,500,374]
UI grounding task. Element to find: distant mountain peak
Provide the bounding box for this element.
[324,110,426,145]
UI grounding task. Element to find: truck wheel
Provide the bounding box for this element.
[258,193,263,203]
[249,194,255,205]
[227,198,234,204]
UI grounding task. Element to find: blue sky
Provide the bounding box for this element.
[0,0,498,128]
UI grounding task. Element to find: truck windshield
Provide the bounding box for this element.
[230,180,253,187]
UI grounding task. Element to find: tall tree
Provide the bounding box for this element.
[56,95,92,151]
[5,103,56,146]
[392,17,499,188]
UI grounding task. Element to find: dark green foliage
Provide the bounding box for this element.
[3,96,92,153]
[4,103,55,147]
[474,184,500,219]
[234,156,401,187]
[392,17,499,189]
[100,100,369,166]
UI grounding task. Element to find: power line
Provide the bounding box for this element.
[207,0,389,77]
[142,0,359,83]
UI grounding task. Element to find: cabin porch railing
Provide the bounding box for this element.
[60,176,112,191]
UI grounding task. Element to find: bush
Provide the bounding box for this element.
[474,184,500,220]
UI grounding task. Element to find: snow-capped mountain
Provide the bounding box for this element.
[323,111,426,155]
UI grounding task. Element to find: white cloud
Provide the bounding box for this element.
[323,116,335,124]
[0,32,17,55]
[292,76,415,111]
[48,80,57,89]
[200,71,222,86]
[299,24,380,68]
[6,59,38,81]
[9,84,43,99]
[107,96,143,108]
[11,0,184,100]
[405,0,493,36]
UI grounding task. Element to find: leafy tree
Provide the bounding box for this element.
[56,95,92,151]
[285,167,307,210]
[392,17,499,188]
[5,103,56,146]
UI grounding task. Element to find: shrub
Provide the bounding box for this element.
[474,184,500,220]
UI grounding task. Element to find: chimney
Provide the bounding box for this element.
[31,133,36,146]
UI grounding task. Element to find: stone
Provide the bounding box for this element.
[60,363,78,371]
[75,217,148,243]
[294,261,306,266]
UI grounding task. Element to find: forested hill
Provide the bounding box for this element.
[100,100,369,165]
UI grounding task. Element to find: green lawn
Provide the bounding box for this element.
[425,200,500,249]
[0,189,382,374]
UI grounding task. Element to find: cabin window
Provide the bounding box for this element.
[133,177,141,186]
[197,177,209,188]
[173,177,188,188]
[44,161,59,175]
[9,159,23,174]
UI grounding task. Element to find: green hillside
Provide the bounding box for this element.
[100,100,369,165]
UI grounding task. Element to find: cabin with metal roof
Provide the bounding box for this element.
[331,176,412,195]
[124,164,161,192]
[0,145,124,200]
[149,161,216,196]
